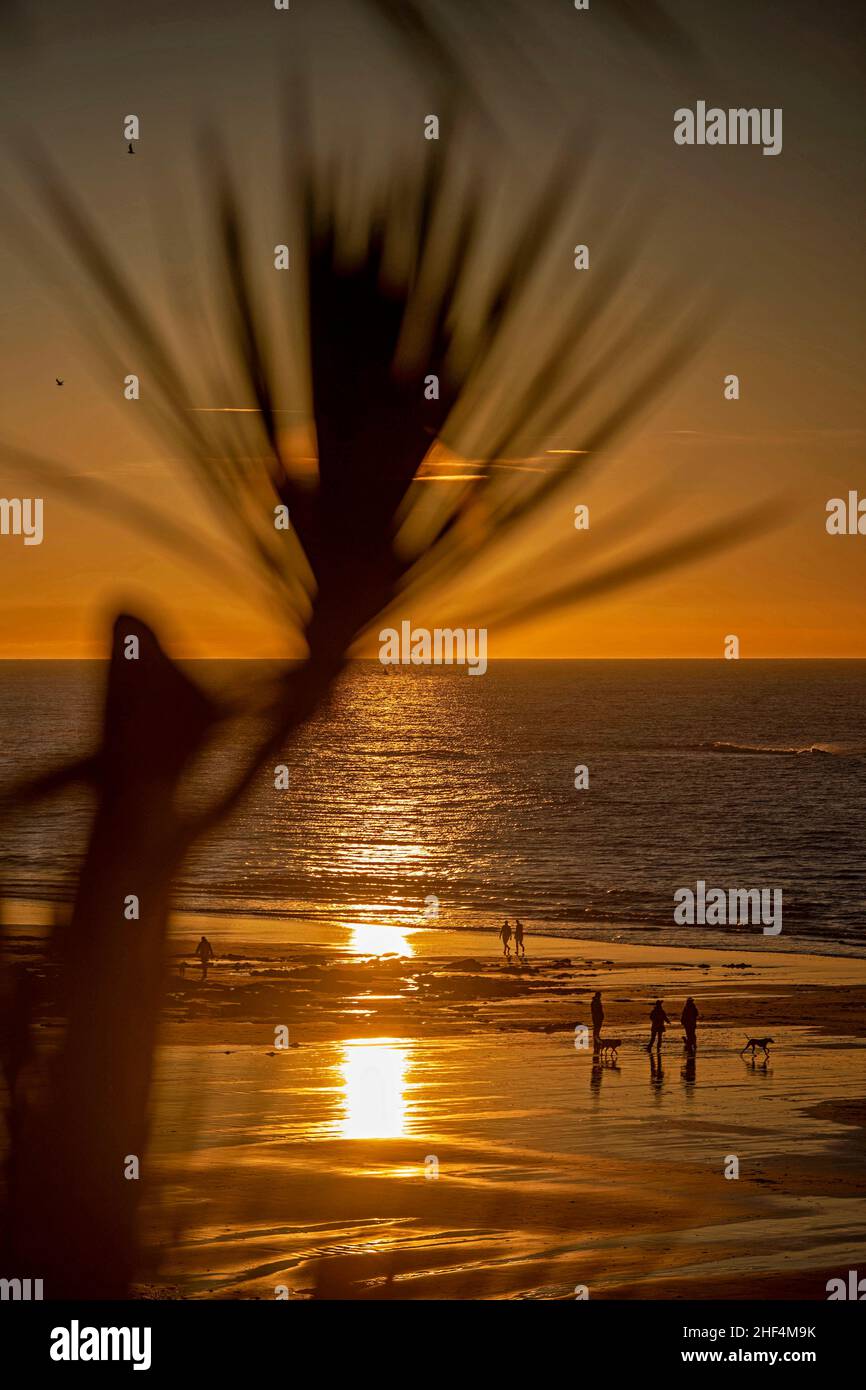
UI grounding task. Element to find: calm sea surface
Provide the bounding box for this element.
[1,660,864,956]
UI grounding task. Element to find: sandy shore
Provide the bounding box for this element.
[6,917,866,1298]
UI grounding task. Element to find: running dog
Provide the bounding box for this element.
[597,1037,622,1058]
[741,1036,774,1059]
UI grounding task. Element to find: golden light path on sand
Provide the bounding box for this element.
[344,921,418,956]
[338,1039,409,1139]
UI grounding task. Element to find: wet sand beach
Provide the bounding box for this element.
[107,923,866,1299]
[3,913,866,1298]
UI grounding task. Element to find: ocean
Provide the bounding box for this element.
[1,660,864,956]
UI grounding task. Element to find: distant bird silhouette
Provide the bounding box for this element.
[55,378,63,386]
[128,143,135,154]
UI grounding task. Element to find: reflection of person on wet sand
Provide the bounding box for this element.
[646,999,670,1051]
[590,990,604,1051]
[681,996,699,1052]
[498,921,512,957]
[194,934,214,981]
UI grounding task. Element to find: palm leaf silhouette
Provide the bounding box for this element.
[1,4,778,1298]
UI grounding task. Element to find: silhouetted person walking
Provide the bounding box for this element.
[646,999,670,1051]
[514,919,525,957]
[499,920,512,958]
[195,934,214,981]
[591,990,604,1051]
[681,996,699,1052]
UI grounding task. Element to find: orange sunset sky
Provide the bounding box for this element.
[0,0,863,659]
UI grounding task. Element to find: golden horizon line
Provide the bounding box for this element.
[2,653,865,662]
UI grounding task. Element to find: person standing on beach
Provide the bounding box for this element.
[681,997,699,1052]
[591,990,604,1050]
[195,934,215,981]
[499,920,512,958]
[646,999,670,1051]
[514,919,525,957]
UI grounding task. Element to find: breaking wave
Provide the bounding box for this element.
[694,740,865,757]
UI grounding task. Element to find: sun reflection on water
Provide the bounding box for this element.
[339,1039,409,1139]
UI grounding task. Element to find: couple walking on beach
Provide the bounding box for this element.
[591,991,700,1052]
[499,919,525,957]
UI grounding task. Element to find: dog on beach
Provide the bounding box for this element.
[741,1036,774,1059]
[597,1037,622,1058]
